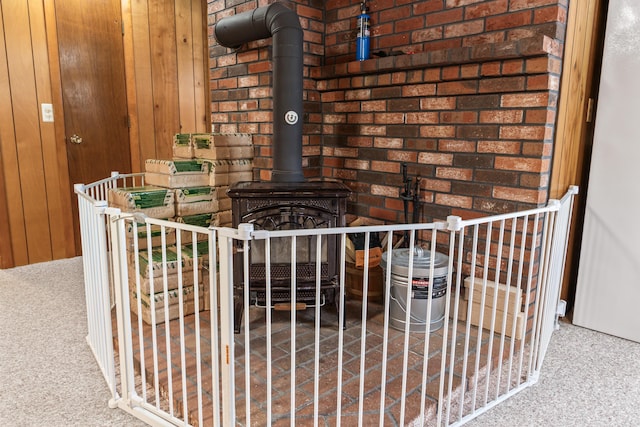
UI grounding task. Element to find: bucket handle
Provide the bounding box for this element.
[389,293,446,325]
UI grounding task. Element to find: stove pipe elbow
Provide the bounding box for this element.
[214,3,304,183]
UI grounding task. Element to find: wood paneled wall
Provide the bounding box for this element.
[123,0,209,171]
[0,0,75,267]
[0,0,209,268]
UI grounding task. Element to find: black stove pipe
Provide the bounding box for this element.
[214,3,304,183]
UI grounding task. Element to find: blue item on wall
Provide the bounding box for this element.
[356,2,370,61]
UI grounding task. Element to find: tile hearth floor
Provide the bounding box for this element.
[116,298,515,426]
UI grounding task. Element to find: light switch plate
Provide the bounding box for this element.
[41,103,54,122]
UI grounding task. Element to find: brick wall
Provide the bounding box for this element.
[207,0,568,224]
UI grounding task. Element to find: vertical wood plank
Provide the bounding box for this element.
[149,0,179,160]
[122,0,143,172]
[175,0,197,133]
[552,0,605,302]
[0,3,28,267]
[131,0,157,165]
[192,0,208,133]
[29,0,75,259]
[3,0,52,263]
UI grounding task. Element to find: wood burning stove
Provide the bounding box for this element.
[229,181,350,331]
[216,4,351,330]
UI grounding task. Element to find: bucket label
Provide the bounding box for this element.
[411,276,448,299]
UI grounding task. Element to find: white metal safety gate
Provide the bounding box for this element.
[76,175,578,426]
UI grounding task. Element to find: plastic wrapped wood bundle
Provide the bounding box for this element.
[144,159,212,188]
[172,133,193,159]
[108,186,175,218]
[174,186,219,216]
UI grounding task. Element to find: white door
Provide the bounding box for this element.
[573,0,640,343]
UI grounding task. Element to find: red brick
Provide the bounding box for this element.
[446,0,486,7]
[436,193,473,208]
[534,5,567,24]
[477,140,522,154]
[370,206,398,223]
[436,167,473,181]
[414,0,444,14]
[372,161,401,173]
[442,65,460,80]
[361,100,387,112]
[438,140,477,152]
[344,159,370,170]
[420,125,456,138]
[501,93,549,107]
[440,111,478,123]
[360,125,387,136]
[437,80,478,96]
[334,147,359,157]
[420,97,456,110]
[345,89,372,101]
[509,0,558,10]
[481,61,502,76]
[371,184,399,198]
[248,61,270,73]
[500,125,546,140]
[523,142,553,156]
[334,102,360,113]
[388,150,418,163]
[461,64,480,78]
[402,84,437,97]
[411,27,443,43]
[495,156,549,173]
[486,11,532,31]
[465,0,508,19]
[520,173,549,188]
[396,16,426,32]
[406,112,439,124]
[421,178,452,192]
[374,137,404,149]
[444,20,485,38]
[502,59,524,74]
[374,113,405,124]
[479,76,526,93]
[427,8,464,26]
[418,152,454,166]
[479,110,524,123]
[325,114,347,124]
[493,186,546,204]
[525,109,555,124]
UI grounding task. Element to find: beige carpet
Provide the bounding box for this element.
[1,256,639,426]
[0,257,145,427]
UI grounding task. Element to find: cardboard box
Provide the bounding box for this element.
[108,186,175,218]
[145,159,212,188]
[463,276,522,312]
[458,298,525,340]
